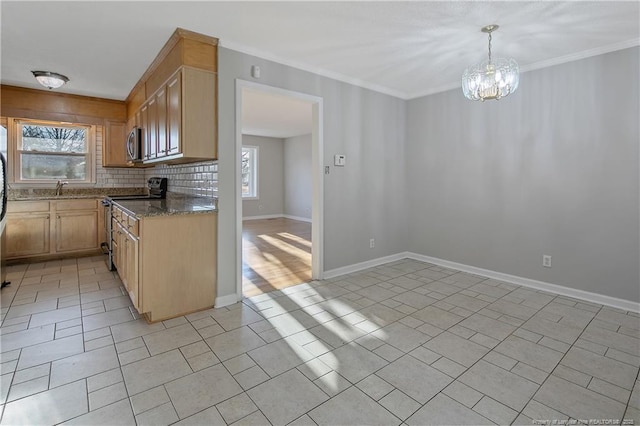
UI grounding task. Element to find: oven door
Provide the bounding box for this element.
[126,127,142,162]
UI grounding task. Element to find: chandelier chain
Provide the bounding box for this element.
[487,31,492,64]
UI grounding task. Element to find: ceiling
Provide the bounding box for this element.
[242,89,312,138]
[1,1,639,139]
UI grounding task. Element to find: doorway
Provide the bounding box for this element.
[235,80,323,299]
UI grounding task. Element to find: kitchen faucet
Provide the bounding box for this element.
[55,180,68,196]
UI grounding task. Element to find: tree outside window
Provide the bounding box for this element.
[12,119,95,184]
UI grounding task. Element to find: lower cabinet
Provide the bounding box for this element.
[7,199,104,261]
[124,231,139,309]
[6,212,50,258]
[56,211,99,252]
[112,204,217,322]
[113,217,140,310]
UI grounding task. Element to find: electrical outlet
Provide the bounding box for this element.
[543,255,552,268]
[369,238,375,249]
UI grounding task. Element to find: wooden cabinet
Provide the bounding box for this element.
[6,200,51,258]
[125,29,218,166]
[102,120,128,167]
[138,67,216,164]
[55,199,100,253]
[112,223,121,270]
[56,211,99,252]
[111,206,141,310]
[140,104,149,160]
[124,231,139,309]
[146,97,158,160]
[111,203,216,322]
[6,199,104,261]
[155,86,168,157]
[167,73,181,156]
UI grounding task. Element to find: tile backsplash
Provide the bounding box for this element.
[146,161,218,197]
[95,126,147,188]
[96,126,218,196]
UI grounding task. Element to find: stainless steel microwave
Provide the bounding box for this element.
[126,127,142,162]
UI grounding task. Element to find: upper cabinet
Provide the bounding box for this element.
[126,28,218,165]
[102,120,127,167]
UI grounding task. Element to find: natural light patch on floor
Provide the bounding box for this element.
[243,218,312,297]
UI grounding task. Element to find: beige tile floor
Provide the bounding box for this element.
[0,255,639,425]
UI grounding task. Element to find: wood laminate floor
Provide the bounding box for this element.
[242,217,312,297]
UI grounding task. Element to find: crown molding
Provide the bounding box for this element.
[219,39,409,100]
[221,37,640,102]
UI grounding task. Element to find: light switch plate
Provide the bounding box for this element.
[334,154,346,166]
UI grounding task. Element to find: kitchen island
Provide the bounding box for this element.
[111,195,217,322]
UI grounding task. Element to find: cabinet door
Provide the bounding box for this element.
[112,224,120,271]
[167,72,182,156]
[140,104,149,160]
[103,121,128,167]
[55,211,99,252]
[125,233,140,310]
[147,97,158,160]
[156,87,168,157]
[6,213,50,258]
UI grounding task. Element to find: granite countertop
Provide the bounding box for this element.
[113,195,217,218]
[8,187,147,201]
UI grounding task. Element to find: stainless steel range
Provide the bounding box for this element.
[101,177,167,270]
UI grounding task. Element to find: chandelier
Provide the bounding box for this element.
[462,25,519,101]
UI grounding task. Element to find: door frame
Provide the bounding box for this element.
[234,79,324,300]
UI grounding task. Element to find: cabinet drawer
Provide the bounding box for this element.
[112,207,123,222]
[8,201,50,213]
[56,199,98,211]
[127,216,139,237]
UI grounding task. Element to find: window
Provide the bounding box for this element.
[241,145,258,199]
[11,119,95,184]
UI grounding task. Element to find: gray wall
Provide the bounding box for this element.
[242,135,284,217]
[284,134,312,220]
[217,47,408,301]
[406,47,639,302]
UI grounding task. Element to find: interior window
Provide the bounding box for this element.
[241,145,258,199]
[12,119,95,184]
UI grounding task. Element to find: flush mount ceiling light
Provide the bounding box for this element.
[462,25,519,101]
[31,70,69,90]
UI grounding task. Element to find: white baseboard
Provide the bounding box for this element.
[215,293,239,308]
[321,251,639,312]
[323,253,409,280]
[405,252,640,313]
[243,214,312,223]
[283,214,312,223]
[242,214,283,221]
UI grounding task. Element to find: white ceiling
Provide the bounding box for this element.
[1,1,639,138]
[242,89,312,138]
